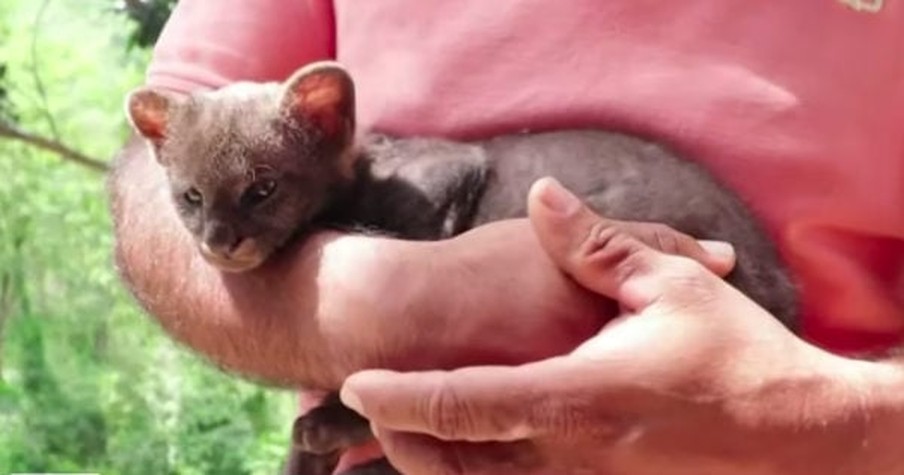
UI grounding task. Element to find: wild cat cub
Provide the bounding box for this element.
[125,62,797,475]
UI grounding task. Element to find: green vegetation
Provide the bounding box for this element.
[0,1,297,473]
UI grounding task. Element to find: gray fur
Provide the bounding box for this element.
[328,130,797,327]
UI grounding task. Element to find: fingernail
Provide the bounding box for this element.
[698,240,735,259]
[339,387,364,414]
[537,177,581,216]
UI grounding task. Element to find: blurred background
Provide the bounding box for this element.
[0,1,297,473]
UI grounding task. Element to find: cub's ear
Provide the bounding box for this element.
[280,61,355,145]
[125,87,180,144]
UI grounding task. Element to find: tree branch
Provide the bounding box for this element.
[0,121,108,172]
[0,273,10,381]
[121,0,146,11]
[31,0,61,141]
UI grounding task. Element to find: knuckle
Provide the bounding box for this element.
[423,380,475,439]
[528,396,619,445]
[668,256,710,281]
[618,221,700,259]
[650,224,683,255]
[580,221,641,269]
[583,220,619,253]
[528,396,583,440]
[612,242,653,286]
[661,257,720,304]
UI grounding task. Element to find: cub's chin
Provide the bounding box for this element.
[198,239,271,273]
[205,257,266,273]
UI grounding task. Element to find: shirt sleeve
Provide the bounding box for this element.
[146,0,335,93]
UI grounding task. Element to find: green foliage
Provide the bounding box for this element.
[0,21,13,123]
[0,1,296,473]
[0,63,12,122]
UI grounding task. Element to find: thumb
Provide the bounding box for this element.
[528,177,735,276]
[527,177,728,312]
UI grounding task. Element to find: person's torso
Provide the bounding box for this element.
[334,0,904,352]
[148,0,904,352]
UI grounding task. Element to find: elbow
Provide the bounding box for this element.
[106,136,145,292]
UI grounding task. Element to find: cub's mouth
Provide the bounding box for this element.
[198,238,270,273]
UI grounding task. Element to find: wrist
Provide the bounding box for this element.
[716,339,904,475]
[760,349,904,475]
[314,233,443,377]
[838,356,904,475]
[427,221,605,367]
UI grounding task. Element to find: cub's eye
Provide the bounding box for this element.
[183,187,203,206]
[242,179,278,207]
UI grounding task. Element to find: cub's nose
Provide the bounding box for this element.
[200,222,243,259]
[200,238,244,260]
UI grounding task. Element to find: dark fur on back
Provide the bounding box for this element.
[322,130,797,326]
[476,130,797,325]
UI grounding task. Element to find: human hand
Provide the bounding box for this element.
[338,178,878,475]
[302,200,738,472]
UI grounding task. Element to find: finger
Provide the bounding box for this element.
[374,426,542,475]
[527,177,735,274]
[340,359,599,442]
[615,221,736,277]
[526,177,726,312]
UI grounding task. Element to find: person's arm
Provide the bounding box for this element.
[109,135,603,388]
[108,134,741,390]
[341,179,904,475]
[107,137,437,388]
[108,0,430,388]
[108,138,618,389]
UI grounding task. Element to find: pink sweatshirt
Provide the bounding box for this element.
[148,0,904,354]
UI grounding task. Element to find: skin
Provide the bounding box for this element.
[340,179,904,475]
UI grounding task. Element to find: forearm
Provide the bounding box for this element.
[106,142,603,390]
[106,138,438,389]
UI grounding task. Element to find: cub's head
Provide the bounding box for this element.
[126,62,357,272]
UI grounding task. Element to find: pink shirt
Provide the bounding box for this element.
[148,0,904,353]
